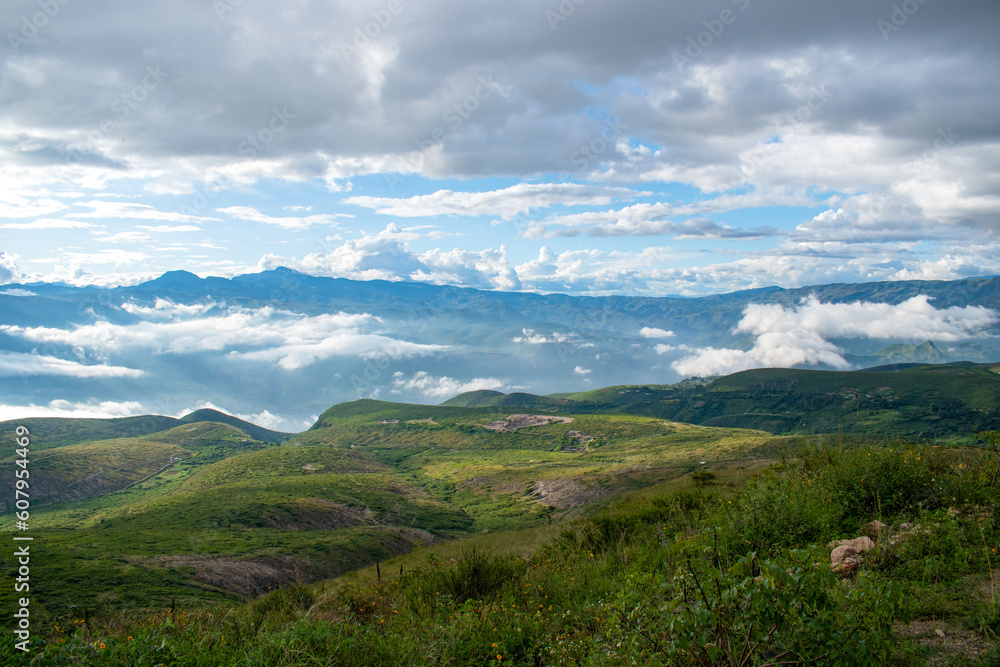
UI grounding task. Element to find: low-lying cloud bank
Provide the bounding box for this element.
[0,400,145,421]
[2,305,444,372]
[672,295,998,377]
[390,371,512,400]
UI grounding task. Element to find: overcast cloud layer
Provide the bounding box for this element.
[1,0,998,295]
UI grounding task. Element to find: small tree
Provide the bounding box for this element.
[692,471,716,487]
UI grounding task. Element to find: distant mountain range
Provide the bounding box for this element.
[2,269,998,428]
[3,408,289,451]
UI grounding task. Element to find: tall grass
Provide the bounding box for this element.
[7,438,999,665]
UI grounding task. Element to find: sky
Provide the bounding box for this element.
[1,0,998,297]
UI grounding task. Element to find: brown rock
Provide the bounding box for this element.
[863,520,889,539]
[827,536,875,552]
[831,545,860,566]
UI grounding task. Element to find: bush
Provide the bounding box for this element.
[403,548,527,605]
[249,584,316,625]
[817,446,933,526]
[612,547,903,666]
[722,471,840,556]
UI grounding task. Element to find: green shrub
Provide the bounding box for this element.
[722,471,840,556]
[249,584,316,626]
[817,446,933,525]
[612,547,903,666]
[403,548,527,605]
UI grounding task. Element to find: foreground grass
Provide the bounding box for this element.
[6,414,781,616]
[6,435,999,665]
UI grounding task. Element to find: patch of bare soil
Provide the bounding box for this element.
[405,418,437,424]
[482,414,574,433]
[529,478,611,509]
[377,525,442,547]
[136,554,309,597]
[893,568,1000,664]
[894,619,993,665]
[264,498,368,530]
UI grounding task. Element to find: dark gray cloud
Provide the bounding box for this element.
[1,0,998,294]
[2,0,996,179]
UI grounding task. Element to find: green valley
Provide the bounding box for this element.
[2,362,999,664]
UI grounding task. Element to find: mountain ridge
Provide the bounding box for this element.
[3,270,1000,427]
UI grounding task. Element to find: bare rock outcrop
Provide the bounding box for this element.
[829,535,876,575]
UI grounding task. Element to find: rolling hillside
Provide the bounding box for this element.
[6,361,999,621]
[5,402,787,616]
[0,409,289,450]
[450,362,1000,441]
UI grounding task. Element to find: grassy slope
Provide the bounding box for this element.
[553,363,1000,440]
[0,415,182,451]
[11,438,999,666]
[0,408,289,452]
[5,406,785,618]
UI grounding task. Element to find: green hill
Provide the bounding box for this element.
[316,362,1000,443]
[549,363,1000,440]
[440,389,506,407]
[8,361,1000,631]
[874,340,947,364]
[440,390,584,411]
[8,405,786,615]
[0,407,288,451]
[178,408,291,443]
[0,415,182,450]
[0,421,271,513]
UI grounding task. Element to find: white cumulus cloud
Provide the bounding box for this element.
[1,307,444,371]
[640,327,675,339]
[0,400,145,421]
[672,295,998,377]
[121,298,220,320]
[0,352,145,378]
[390,371,511,400]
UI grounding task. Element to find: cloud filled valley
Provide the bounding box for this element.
[1,269,997,430]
